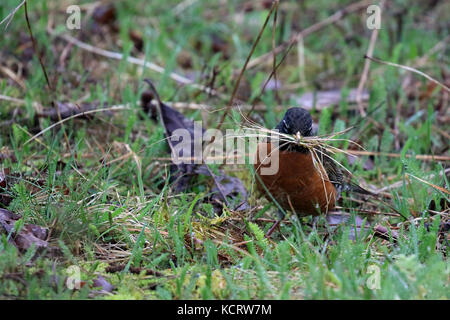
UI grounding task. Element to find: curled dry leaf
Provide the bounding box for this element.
[142,79,249,211]
[92,3,117,26]
[0,208,48,252]
[195,166,249,211]
[373,224,399,242]
[92,275,114,293]
[326,213,370,240]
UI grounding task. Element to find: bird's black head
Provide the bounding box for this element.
[276,107,313,137]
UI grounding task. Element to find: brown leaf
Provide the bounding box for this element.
[92,4,117,26]
[92,275,114,293]
[176,50,193,69]
[129,29,144,51]
[195,166,249,211]
[263,78,282,91]
[0,208,48,251]
[142,79,249,211]
[373,224,398,242]
[326,213,370,240]
[0,148,17,163]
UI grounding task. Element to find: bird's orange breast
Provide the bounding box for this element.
[254,142,336,216]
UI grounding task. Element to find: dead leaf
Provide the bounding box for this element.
[129,29,144,51]
[326,213,370,240]
[0,208,48,251]
[92,4,117,26]
[176,50,193,69]
[142,79,249,211]
[92,275,114,293]
[373,224,398,242]
[195,166,249,211]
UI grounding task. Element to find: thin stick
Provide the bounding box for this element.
[271,0,280,100]
[24,105,132,145]
[246,0,372,69]
[414,35,450,68]
[24,1,70,149]
[364,55,450,93]
[215,0,277,131]
[245,42,293,119]
[356,0,384,116]
[50,31,226,99]
[0,65,26,89]
[334,206,400,217]
[347,150,450,162]
[376,168,450,193]
[24,1,51,90]
[0,0,25,29]
[407,173,450,195]
[0,94,29,105]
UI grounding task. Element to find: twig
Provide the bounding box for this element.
[173,0,199,15]
[414,35,450,68]
[334,206,400,217]
[271,0,280,101]
[0,95,364,113]
[356,0,384,116]
[24,1,70,149]
[0,65,26,89]
[364,55,450,93]
[24,105,132,145]
[24,2,51,91]
[246,0,372,69]
[49,30,226,99]
[407,173,450,195]
[347,150,450,162]
[245,1,372,120]
[0,0,25,29]
[245,39,294,119]
[377,168,450,193]
[216,0,277,131]
[0,94,30,105]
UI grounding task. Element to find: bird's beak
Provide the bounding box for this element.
[295,131,302,144]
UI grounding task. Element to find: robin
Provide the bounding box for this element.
[254,107,372,236]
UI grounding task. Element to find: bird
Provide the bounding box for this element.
[254,107,372,237]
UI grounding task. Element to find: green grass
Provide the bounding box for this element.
[0,0,448,299]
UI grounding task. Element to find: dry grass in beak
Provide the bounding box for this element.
[223,117,367,211]
[237,121,364,178]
